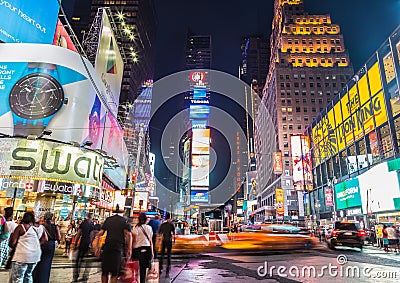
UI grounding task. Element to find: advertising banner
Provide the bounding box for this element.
[0,0,60,44]
[325,187,333,207]
[0,44,129,184]
[273,151,283,174]
[275,188,284,218]
[0,138,104,187]
[291,135,313,191]
[190,155,209,186]
[190,190,209,203]
[133,191,149,211]
[53,19,77,52]
[94,9,124,116]
[192,129,210,154]
[311,62,386,166]
[335,178,362,210]
[246,171,257,197]
[189,105,210,119]
[359,162,400,213]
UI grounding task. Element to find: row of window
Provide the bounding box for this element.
[285,46,342,53]
[281,90,338,96]
[280,74,350,81]
[287,38,341,45]
[281,98,331,104]
[282,115,310,122]
[280,82,344,88]
[294,16,329,24]
[289,57,348,64]
[282,107,323,113]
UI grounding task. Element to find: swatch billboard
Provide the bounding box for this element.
[0,0,60,44]
[0,43,128,188]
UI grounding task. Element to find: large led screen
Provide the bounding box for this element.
[0,0,60,44]
[191,155,209,186]
[193,88,207,99]
[0,44,129,187]
[192,129,210,154]
[190,190,209,203]
[335,178,362,210]
[358,162,400,213]
[189,105,210,119]
[291,135,313,191]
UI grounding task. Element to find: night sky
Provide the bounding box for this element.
[153,0,400,79]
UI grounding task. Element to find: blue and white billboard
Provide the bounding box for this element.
[0,0,60,44]
[193,88,207,99]
[189,105,210,119]
[190,190,209,203]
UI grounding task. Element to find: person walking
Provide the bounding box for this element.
[158,213,175,277]
[9,212,47,283]
[0,207,17,267]
[94,205,132,283]
[33,212,61,283]
[382,225,389,252]
[72,214,94,283]
[132,213,153,283]
[65,220,77,256]
[148,214,161,259]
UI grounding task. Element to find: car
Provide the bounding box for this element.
[326,221,366,250]
[222,224,317,251]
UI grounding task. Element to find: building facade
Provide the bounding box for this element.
[255,0,354,222]
[304,25,400,228]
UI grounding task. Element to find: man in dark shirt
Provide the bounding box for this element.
[158,213,175,277]
[94,205,132,283]
[148,214,161,258]
[73,214,94,282]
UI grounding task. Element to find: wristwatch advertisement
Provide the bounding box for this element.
[9,62,65,136]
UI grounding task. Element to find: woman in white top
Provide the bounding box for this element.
[132,213,153,283]
[0,207,17,267]
[9,212,47,283]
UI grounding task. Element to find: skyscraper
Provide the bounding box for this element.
[186,33,212,69]
[240,35,270,171]
[67,0,157,104]
[255,0,354,221]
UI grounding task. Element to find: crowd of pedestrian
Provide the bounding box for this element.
[0,206,177,283]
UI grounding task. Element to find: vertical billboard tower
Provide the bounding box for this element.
[255,0,354,219]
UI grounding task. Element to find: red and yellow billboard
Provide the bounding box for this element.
[273,151,283,174]
[291,135,313,191]
[275,188,284,218]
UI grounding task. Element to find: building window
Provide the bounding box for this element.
[284,151,290,157]
[295,99,300,103]
[283,142,289,148]
[304,107,308,112]
[302,90,307,96]
[296,116,301,121]
[310,91,315,96]
[282,116,287,121]
[311,99,316,103]
[287,107,293,113]
[283,125,287,130]
[289,125,293,130]
[296,107,301,112]
[304,116,309,121]
[317,82,321,87]
[286,75,290,80]
[283,133,288,138]
[287,91,291,96]
[319,99,323,104]
[280,75,284,80]
[285,160,290,167]
[286,83,291,87]
[310,83,314,87]
[294,74,299,79]
[312,107,316,112]
[281,99,286,104]
[294,82,299,87]
[303,99,307,103]
[301,74,306,79]
[288,116,293,121]
[295,90,299,96]
[280,83,285,88]
[287,99,292,105]
[297,125,302,130]
[281,90,285,96]
[282,107,286,112]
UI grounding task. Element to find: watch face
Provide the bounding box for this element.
[9,73,64,119]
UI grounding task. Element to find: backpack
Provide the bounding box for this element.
[0,216,8,241]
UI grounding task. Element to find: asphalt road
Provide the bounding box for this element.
[1,245,399,282]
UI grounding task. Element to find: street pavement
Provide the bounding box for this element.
[0,244,400,282]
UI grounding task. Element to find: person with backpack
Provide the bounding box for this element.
[8,212,48,283]
[0,207,17,267]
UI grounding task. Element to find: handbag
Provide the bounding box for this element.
[146,259,159,283]
[118,260,140,283]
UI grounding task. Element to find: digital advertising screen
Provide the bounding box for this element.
[191,155,210,186]
[192,129,210,154]
[189,105,210,119]
[0,0,60,44]
[291,135,313,191]
[190,190,209,203]
[335,178,362,210]
[193,88,207,99]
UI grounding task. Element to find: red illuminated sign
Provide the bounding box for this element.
[190,71,206,83]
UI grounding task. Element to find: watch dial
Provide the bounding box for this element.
[9,73,64,119]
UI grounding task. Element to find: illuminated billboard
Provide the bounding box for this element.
[190,190,209,203]
[0,138,104,187]
[291,135,313,191]
[53,19,78,52]
[190,105,210,119]
[94,9,124,116]
[275,188,284,218]
[193,88,207,99]
[192,120,207,129]
[0,0,60,44]
[273,151,283,174]
[133,191,149,211]
[192,129,210,154]
[190,155,209,186]
[311,62,387,166]
[0,44,129,189]
[335,178,362,210]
